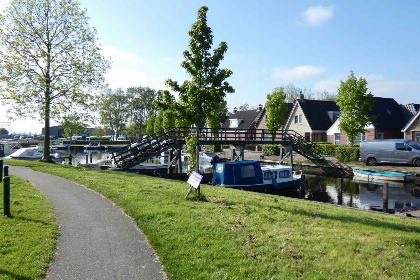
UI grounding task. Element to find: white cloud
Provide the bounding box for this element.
[271,66,325,81]
[302,6,334,25]
[101,44,166,90]
[313,73,420,104]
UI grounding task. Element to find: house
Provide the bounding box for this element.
[221,105,265,140]
[401,107,420,143]
[327,97,406,145]
[256,103,294,136]
[284,94,339,142]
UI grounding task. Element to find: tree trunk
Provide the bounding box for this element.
[43,104,50,160]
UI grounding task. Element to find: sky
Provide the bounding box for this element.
[1,0,420,134]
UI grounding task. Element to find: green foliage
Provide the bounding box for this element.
[0,0,110,159]
[0,175,58,279]
[0,127,8,135]
[335,146,360,162]
[162,110,176,132]
[99,89,129,138]
[204,144,223,152]
[154,110,163,135]
[185,132,197,174]
[158,6,234,128]
[93,127,107,137]
[61,114,87,139]
[265,87,287,133]
[262,144,280,156]
[146,115,155,136]
[313,142,336,156]
[336,71,376,145]
[276,83,337,102]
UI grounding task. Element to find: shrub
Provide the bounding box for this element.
[315,143,336,156]
[262,145,280,156]
[335,146,359,162]
[205,144,223,152]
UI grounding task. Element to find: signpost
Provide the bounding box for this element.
[186,171,203,198]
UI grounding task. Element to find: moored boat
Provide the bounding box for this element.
[353,169,416,182]
[5,147,43,160]
[212,160,302,191]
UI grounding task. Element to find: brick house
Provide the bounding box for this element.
[327,97,407,144]
[284,94,340,142]
[402,109,420,143]
[221,106,265,140]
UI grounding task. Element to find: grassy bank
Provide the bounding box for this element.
[0,174,58,280]
[5,159,420,279]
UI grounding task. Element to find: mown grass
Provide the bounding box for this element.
[0,174,58,280]
[5,159,420,280]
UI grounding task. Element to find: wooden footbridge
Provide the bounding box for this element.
[111,127,326,170]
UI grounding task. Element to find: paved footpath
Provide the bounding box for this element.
[10,166,166,280]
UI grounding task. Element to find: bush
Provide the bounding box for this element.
[262,145,280,156]
[205,144,223,152]
[314,143,336,156]
[335,146,359,162]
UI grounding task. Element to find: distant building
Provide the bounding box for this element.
[42,126,65,139]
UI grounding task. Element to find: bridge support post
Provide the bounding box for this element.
[177,145,182,174]
[231,148,236,162]
[289,149,293,171]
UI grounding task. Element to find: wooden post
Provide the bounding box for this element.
[168,149,174,174]
[289,148,294,171]
[383,183,389,213]
[299,174,305,199]
[177,146,182,174]
[90,153,93,163]
[337,178,343,205]
[231,148,236,162]
[240,147,244,161]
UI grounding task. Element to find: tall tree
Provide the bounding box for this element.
[0,128,8,135]
[61,114,87,140]
[265,87,287,134]
[0,0,109,160]
[336,71,376,145]
[126,86,159,134]
[146,115,155,136]
[99,89,129,139]
[160,6,234,127]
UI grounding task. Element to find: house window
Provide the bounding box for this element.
[294,114,302,124]
[415,132,420,144]
[376,132,384,139]
[353,133,366,145]
[334,133,341,145]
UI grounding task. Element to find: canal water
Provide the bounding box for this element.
[56,148,420,215]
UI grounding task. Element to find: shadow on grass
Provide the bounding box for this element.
[186,192,208,202]
[14,216,53,226]
[0,269,33,280]
[281,206,420,233]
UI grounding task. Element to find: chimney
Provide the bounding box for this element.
[299,91,304,101]
[258,104,263,111]
[232,107,238,114]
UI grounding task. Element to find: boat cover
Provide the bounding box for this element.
[212,160,263,186]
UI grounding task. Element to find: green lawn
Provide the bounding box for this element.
[0,174,58,280]
[4,159,420,280]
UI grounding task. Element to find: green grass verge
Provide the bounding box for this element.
[0,174,58,280]
[4,159,420,280]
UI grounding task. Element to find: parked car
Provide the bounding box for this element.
[359,139,420,167]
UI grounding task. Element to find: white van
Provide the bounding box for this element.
[359,139,420,167]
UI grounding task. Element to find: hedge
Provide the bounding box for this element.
[335,146,360,162]
[262,145,280,156]
[205,144,223,153]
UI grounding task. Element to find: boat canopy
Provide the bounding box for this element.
[212,160,263,186]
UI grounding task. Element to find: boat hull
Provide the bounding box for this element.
[353,169,416,182]
[219,178,301,192]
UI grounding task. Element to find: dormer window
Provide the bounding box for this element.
[327,111,340,122]
[229,119,243,128]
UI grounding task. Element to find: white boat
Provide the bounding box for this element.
[5,147,43,160]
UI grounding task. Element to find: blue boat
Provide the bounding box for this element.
[353,169,416,182]
[212,160,302,191]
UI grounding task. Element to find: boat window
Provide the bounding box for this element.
[263,172,271,180]
[241,165,255,178]
[279,171,291,178]
[216,165,224,174]
[272,171,277,179]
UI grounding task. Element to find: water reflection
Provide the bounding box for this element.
[294,176,420,214]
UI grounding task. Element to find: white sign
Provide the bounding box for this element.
[187,171,203,189]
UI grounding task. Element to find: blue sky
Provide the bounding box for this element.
[1,0,420,133]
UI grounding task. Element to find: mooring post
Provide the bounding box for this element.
[177,146,182,174]
[383,183,389,213]
[4,165,8,177]
[337,177,343,205]
[3,176,10,217]
[289,149,294,171]
[231,148,236,162]
[299,174,305,199]
[0,159,3,182]
[90,153,93,163]
[85,154,88,164]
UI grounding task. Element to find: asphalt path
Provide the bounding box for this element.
[10,166,166,280]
